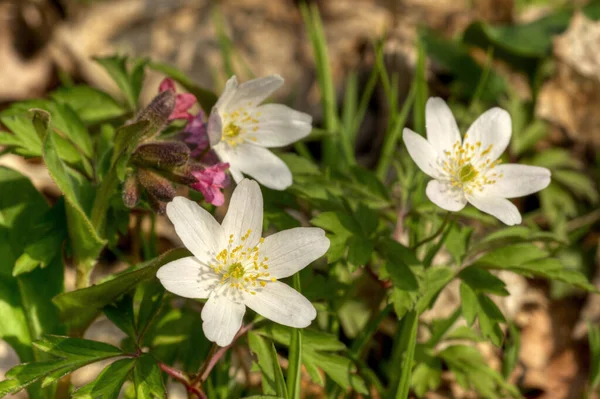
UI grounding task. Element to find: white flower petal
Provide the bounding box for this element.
[426,180,467,212]
[157,256,219,298]
[482,164,551,198]
[425,97,461,154]
[260,228,329,279]
[215,143,292,190]
[464,108,511,163]
[243,282,316,328]
[201,292,246,347]
[466,192,522,225]
[249,104,312,148]
[221,179,263,248]
[228,75,284,110]
[227,165,244,184]
[207,107,223,146]
[402,128,441,178]
[214,75,239,110]
[166,197,225,263]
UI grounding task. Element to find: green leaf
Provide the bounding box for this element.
[279,153,320,176]
[476,243,548,268]
[0,167,64,364]
[304,351,368,394]
[104,295,137,339]
[379,238,420,291]
[148,61,218,112]
[459,283,478,326]
[94,56,146,110]
[459,267,509,296]
[477,294,505,347]
[1,336,124,395]
[248,332,288,398]
[421,29,506,101]
[411,352,441,397]
[416,267,455,313]
[34,335,122,359]
[133,354,166,399]
[72,358,136,399]
[589,322,600,390]
[135,279,166,341]
[0,113,42,156]
[53,248,191,331]
[502,322,520,379]
[41,119,105,268]
[552,169,599,203]
[347,236,373,267]
[50,85,126,124]
[445,224,473,265]
[286,274,303,399]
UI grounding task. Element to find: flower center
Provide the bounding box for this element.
[441,135,503,194]
[220,108,261,148]
[459,163,478,183]
[208,230,276,295]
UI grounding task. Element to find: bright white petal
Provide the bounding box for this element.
[156,257,219,299]
[216,143,292,190]
[249,104,312,148]
[426,180,467,212]
[207,107,223,146]
[201,292,246,347]
[482,164,551,198]
[243,282,316,328]
[221,179,263,248]
[466,192,522,226]
[260,228,330,279]
[228,75,284,109]
[464,108,511,163]
[425,97,461,154]
[214,76,239,110]
[166,197,225,263]
[402,128,441,178]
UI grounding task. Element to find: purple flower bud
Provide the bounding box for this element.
[134,89,176,141]
[132,141,190,169]
[189,163,230,206]
[122,173,140,208]
[137,168,176,203]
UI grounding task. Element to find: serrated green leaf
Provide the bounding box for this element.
[553,169,599,203]
[94,56,146,110]
[476,243,548,268]
[460,283,478,326]
[72,358,136,399]
[104,295,137,339]
[134,354,166,399]
[34,335,122,358]
[248,332,288,398]
[416,266,454,313]
[459,267,509,296]
[42,122,106,270]
[53,248,190,331]
[347,236,373,267]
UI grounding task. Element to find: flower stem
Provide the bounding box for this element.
[191,323,254,386]
[411,212,452,250]
[158,362,207,399]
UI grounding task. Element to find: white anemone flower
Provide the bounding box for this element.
[157,179,329,346]
[207,75,312,190]
[402,97,551,225]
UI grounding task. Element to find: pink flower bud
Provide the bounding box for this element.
[182,111,219,164]
[159,78,196,121]
[190,163,230,206]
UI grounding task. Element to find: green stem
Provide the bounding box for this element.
[393,310,419,399]
[90,168,118,234]
[411,212,452,250]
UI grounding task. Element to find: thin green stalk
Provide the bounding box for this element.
[411,212,451,250]
[300,2,339,167]
[393,310,418,399]
[376,85,417,180]
[286,274,303,399]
